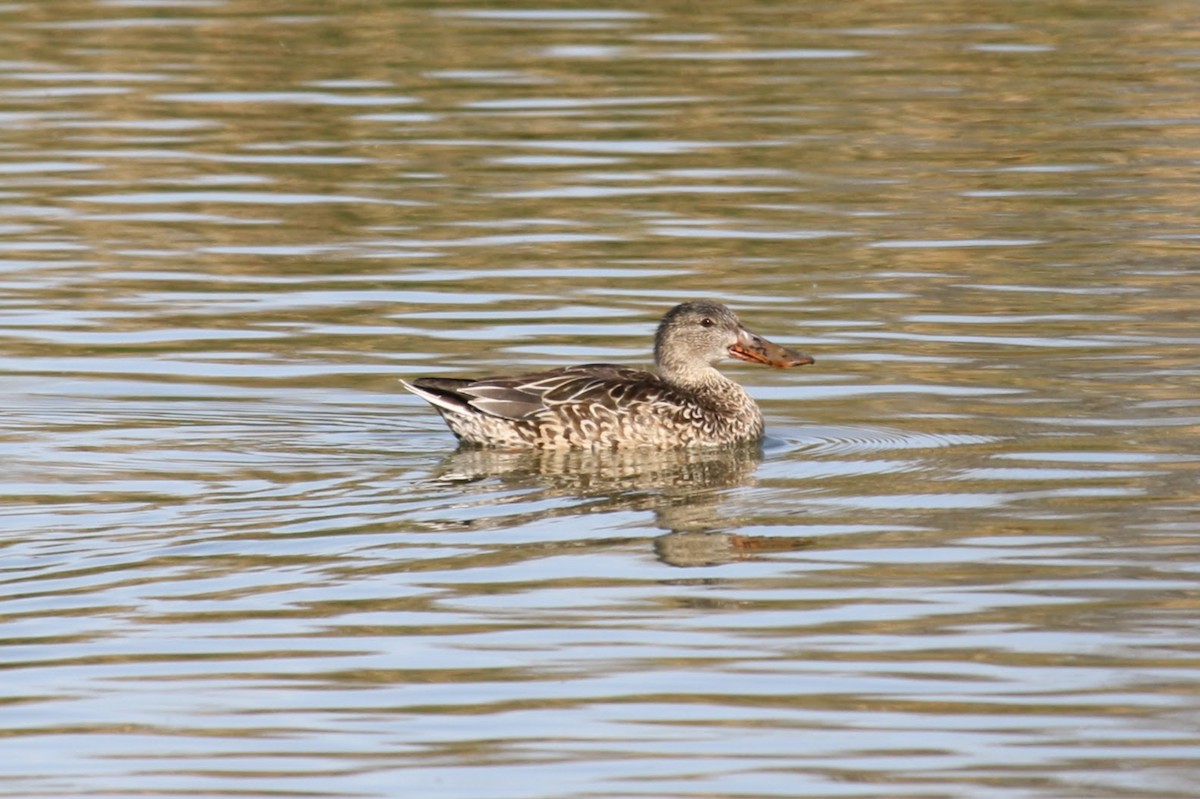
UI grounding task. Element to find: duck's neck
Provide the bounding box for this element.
[656,361,765,441]
[658,362,754,413]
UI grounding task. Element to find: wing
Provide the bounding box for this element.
[406,365,666,421]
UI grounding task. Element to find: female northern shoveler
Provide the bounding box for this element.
[402,301,814,449]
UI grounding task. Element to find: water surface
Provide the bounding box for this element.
[2,1,1199,797]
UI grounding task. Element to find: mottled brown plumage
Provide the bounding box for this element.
[402,301,813,449]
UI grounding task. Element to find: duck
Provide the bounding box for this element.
[401,300,814,449]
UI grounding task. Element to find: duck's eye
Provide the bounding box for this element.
[700,318,715,328]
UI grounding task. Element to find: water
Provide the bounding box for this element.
[2,1,1199,797]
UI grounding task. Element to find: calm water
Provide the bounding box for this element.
[2,1,1199,797]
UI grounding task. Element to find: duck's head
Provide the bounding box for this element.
[653,301,813,381]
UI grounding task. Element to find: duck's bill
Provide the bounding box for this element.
[730,329,814,368]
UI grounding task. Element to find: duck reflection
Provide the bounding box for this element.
[428,444,813,566]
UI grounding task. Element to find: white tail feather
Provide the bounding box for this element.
[400,379,468,415]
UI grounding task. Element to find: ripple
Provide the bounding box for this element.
[72,190,415,206]
[464,96,699,110]
[158,91,420,105]
[440,9,649,21]
[871,238,1045,248]
[791,424,999,455]
[651,48,868,60]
